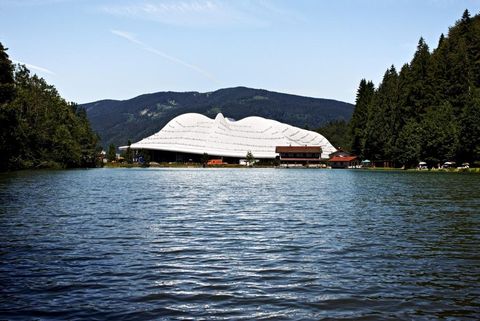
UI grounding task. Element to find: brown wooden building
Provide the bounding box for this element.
[275,146,323,166]
[328,150,359,168]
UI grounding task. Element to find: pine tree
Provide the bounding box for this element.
[375,65,400,160]
[406,37,432,118]
[420,102,459,165]
[0,42,15,106]
[246,150,255,166]
[107,143,116,162]
[396,120,422,167]
[429,34,450,106]
[458,91,480,162]
[0,42,15,104]
[124,140,133,164]
[446,38,472,113]
[349,79,374,157]
[201,153,209,167]
[0,43,18,170]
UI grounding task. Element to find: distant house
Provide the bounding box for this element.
[328,150,359,168]
[275,146,323,166]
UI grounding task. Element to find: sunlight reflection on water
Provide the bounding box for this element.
[0,168,479,320]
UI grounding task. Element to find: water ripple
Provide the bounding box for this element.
[0,168,479,320]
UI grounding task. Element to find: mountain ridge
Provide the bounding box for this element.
[83,86,354,148]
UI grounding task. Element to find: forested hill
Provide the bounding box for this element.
[349,9,480,167]
[0,42,99,171]
[83,87,354,148]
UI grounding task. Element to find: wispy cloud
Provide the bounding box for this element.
[12,60,55,75]
[0,0,76,7]
[100,0,301,28]
[111,29,218,83]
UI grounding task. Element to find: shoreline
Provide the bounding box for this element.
[102,163,480,173]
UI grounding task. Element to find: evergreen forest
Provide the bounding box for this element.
[0,42,99,171]
[348,10,480,167]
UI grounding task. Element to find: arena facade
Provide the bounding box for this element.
[122,113,336,163]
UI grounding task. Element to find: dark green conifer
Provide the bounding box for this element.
[457,91,480,162]
[406,37,432,118]
[124,140,134,164]
[107,143,116,162]
[0,42,15,104]
[420,102,459,164]
[349,79,374,158]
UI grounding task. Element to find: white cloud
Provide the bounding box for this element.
[12,60,55,75]
[110,30,143,45]
[102,1,236,27]
[100,0,300,28]
[0,0,77,7]
[111,29,218,83]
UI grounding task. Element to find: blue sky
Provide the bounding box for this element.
[1,0,479,104]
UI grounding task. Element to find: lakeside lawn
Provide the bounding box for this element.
[104,162,480,173]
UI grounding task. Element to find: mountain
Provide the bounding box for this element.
[83,86,354,148]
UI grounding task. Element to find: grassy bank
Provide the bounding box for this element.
[103,162,480,173]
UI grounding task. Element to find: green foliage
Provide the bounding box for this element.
[349,10,480,166]
[138,149,151,167]
[245,150,255,166]
[0,44,99,171]
[395,120,422,167]
[201,153,209,166]
[316,120,351,151]
[458,91,480,161]
[420,102,459,164]
[107,143,116,162]
[349,79,375,157]
[124,140,133,164]
[0,42,15,105]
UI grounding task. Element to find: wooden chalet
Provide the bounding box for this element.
[328,150,359,168]
[275,146,323,166]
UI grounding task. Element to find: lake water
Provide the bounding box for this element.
[0,168,479,320]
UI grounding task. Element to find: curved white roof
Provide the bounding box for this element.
[129,113,336,159]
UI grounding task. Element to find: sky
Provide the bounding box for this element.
[1,0,479,104]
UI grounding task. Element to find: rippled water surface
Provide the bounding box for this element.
[1,168,479,320]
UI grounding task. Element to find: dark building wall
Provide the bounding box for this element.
[142,150,203,163]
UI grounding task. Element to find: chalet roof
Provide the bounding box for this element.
[329,156,358,162]
[275,146,322,153]
[329,150,353,157]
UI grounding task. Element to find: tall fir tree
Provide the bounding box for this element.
[361,66,401,161]
[0,42,15,104]
[406,37,432,119]
[349,79,374,158]
[420,102,459,165]
[0,43,18,169]
[107,143,116,162]
[457,90,480,162]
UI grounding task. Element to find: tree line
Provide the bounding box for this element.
[319,10,480,167]
[0,42,99,170]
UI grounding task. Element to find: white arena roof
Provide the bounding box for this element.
[126,113,336,159]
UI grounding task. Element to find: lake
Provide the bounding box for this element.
[0,168,479,320]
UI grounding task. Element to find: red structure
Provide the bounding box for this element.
[275,146,323,166]
[207,159,226,165]
[328,150,359,168]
